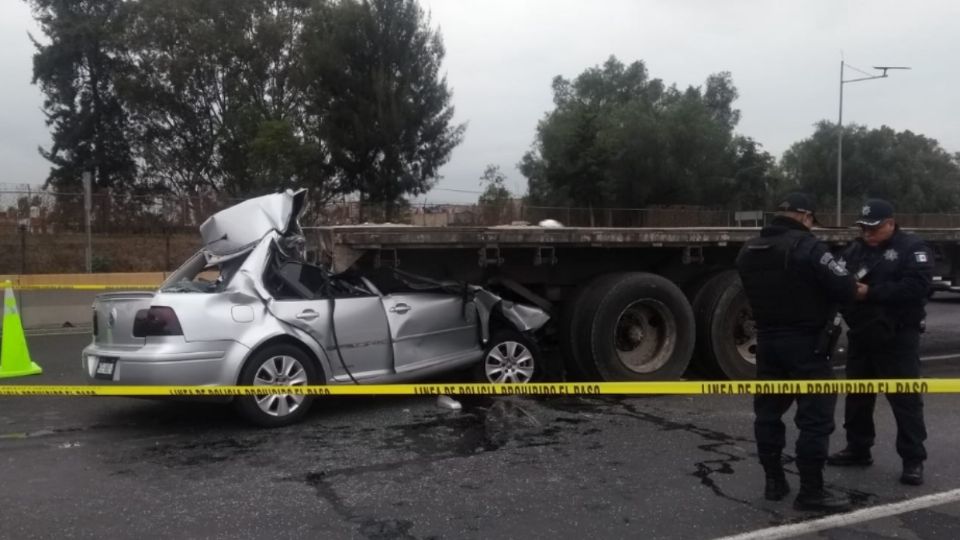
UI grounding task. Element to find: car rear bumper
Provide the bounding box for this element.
[82,338,249,386]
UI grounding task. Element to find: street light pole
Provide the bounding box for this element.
[835,62,909,227]
[837,61,844,228]
[83,171,92,273]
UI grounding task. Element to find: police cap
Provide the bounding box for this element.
[776,192,819,223]
[856,198,895,226]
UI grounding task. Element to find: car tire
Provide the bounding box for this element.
[692,270,757,380]
[235,343,320,427]
[474,330,543,384]
[577,272,695,381]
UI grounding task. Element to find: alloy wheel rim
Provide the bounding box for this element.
[253,355,309,417]
[485,341,535,383]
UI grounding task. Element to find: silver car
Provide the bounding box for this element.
[82,190,550,426]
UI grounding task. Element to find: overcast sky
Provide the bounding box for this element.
[2,0,958,203]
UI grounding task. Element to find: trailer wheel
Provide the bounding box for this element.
[560,281,592,380]
[578,273,695,381]
[564,273,630,380]
[692,270,756,380]
[683,271,726,378]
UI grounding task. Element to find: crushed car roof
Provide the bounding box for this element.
[199,189,306,259]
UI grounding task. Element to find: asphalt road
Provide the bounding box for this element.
[1,295,960,539]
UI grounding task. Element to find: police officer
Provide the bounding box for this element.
[737,193,857,512]
[828,199,932,486]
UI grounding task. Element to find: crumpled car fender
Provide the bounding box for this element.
[472,289,550,344]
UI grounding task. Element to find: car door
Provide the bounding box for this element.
[268,262,393,381]
[382,292,481,374]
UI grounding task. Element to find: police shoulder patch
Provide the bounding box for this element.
[828,260,848,276]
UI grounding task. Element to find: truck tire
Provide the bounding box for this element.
[577,272,695,381]
[682,271,726,378]
[560,281,592,380]
[564,273,629,380]
[692,270,757,380]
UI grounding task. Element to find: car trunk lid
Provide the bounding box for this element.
[92,292,155,348]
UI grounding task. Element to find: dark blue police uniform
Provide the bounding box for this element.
[834,224,932,475]
[736,193,857,511]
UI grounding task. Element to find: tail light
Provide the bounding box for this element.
[133,306,183,337]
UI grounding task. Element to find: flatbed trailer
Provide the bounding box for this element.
[312,226,960,380]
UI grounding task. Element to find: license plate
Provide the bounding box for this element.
[95,357,117,380]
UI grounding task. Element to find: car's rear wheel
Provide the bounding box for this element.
[235,344,319,427]
[474,330,542,384]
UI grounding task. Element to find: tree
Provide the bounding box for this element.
[519,57,775,212]
[521,57,653,210]
[122,0,330,202]
[478,164,511,205]
[303,0,465,220]
[29,0,137,195]
[29,0,144,234]
[477,164,512,224]
[781,122,960,215]
[704,136,783,211]
[28,0,463,223]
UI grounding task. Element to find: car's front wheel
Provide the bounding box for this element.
[235,344,320,427]
[474,330,542,384]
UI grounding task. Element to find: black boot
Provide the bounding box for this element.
[760,456,790,501]
[827,447,873,466]
[901,461,924,486]
[794,464,851,513]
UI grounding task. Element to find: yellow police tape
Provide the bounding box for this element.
[0,379,947,397]
[12,285,156,291]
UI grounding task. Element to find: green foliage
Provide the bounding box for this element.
[478,164,512,206]
[521,56,779,210]
[302,0,465,219]
[721,136,784,210]
[29,0,138,194]
[122,0,328,200]
[28,0,463,218]
[781,122,960,213]
[91,254,112,272]
[477,164,512,225]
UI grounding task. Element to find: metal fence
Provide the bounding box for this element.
[0,188,242,235]
[3,186,960,274]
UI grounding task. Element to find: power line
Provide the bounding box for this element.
[430,187,482,194]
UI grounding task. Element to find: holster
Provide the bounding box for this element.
[814,314,842,357]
